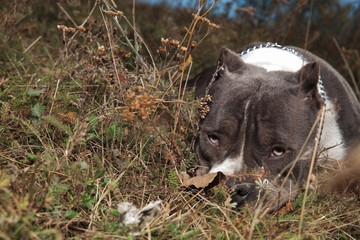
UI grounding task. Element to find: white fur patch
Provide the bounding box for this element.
[209,157,241,176]
[209,101,251,176]
[318,99,346,163]
[240,47,306,72]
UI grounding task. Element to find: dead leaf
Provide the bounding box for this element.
[59,111,77,124]
[180,172,225,190]
[285,201,294,211]
[277,201,294,215]
[178,171,191,184]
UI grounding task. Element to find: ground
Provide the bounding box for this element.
[0,0,359,239]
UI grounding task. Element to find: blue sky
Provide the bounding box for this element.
[137,0,360,10]
[135,0,359,19]
[138,0,359,6]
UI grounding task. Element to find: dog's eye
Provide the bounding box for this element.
[270,147,285,157]
[208,135,220,146]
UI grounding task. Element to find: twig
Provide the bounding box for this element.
[99,8,123,89]
[0,153,29,167]
[298,105,325,236]
[301,0,313,58]
[132,0,139,72]
[198,195,245,239]
[276,0,314,194]
[173,1,218,133]
[247,201,265,240]
[49,1,98,115]
[256,101,324,220]
[258,0,314,216]
[23,36,42,54]
[181,61,193,98]
[159,153,168,187]
[67,1,98,46]
[49,78,61,115]
[6,54,23,81]
[50,0,98,73]
[101,0,148,69]
[57,3,78,27]
[333,38,360,100]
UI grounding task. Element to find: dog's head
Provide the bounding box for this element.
[195,48,324,208]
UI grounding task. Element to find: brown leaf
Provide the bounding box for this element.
[277,201,294,215]
[59,111,77,124]
[180,172,225,190]
[285,201,294,211]
[178,171,191,184]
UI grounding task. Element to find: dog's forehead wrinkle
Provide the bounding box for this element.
[209,90,253,117]
[248,96,313,153]
[257,87,301,110]
[201,117,239,135]
[217,71,297,100]
[249,122,285,157]
[202,101,249,135]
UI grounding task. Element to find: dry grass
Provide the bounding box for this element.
[0,0,359,239]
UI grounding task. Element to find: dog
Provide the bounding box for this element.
[191,42,360,209]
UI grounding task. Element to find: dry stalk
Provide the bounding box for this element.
[50,0,98,115]
[99,7,123,89]
[23,36,42,54]
[173,0,220,133]
[198,194,245,239]
[57,3,78,26]
[65,120,88,160]
[255,103,324,224]
[333,38,360,100]
[101,0,156,72]
[298,105,325,236]
[253,0,317,220]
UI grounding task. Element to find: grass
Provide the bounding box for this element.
[1,0,360,239]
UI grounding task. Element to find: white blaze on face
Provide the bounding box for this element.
[209,101,251,176]
[241,47,305,72]
[208,157,241,176]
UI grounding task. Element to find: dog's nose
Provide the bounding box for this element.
[227,178,255,206]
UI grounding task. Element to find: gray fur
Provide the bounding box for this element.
[193,43,360,209]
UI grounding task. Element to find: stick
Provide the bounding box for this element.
[333,38,360,100]
[23,36,42,54]
[298,105,325,236]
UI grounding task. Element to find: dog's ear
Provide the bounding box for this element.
[298,61,323,106]
[218,48,245,72]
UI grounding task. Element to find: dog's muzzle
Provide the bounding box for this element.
[227,177,259,206]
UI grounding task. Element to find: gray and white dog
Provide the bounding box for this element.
[192,42,360,209]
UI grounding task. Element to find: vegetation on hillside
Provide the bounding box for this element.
[0,0,359,239]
